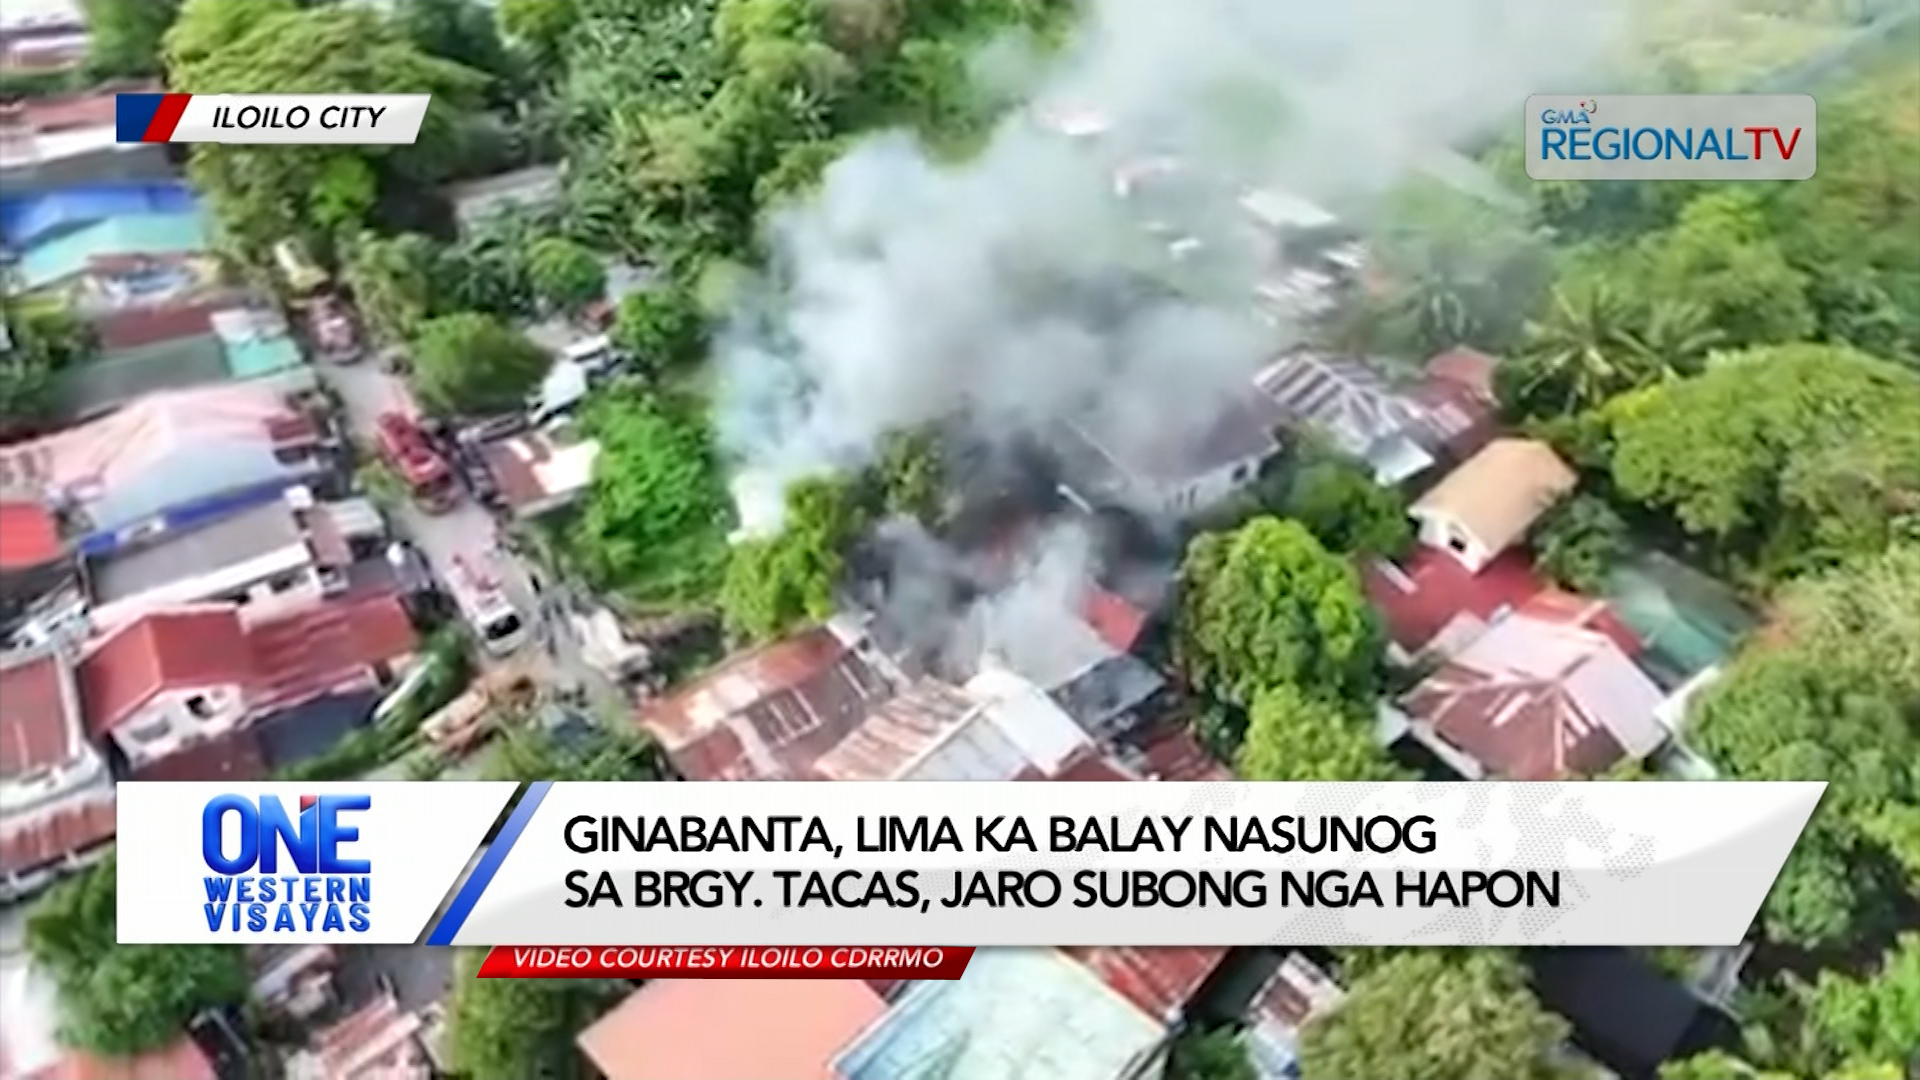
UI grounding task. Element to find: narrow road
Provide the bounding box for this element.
[322,358,627,722]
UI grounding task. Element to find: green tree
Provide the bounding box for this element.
[1531,494,1631,593]
[1636,189,1817,349]
[1176,517,1383,708]
[1237,684,1407,782]
[1,302,97,438]
[398,0,517,85]
[865,428,946,525]
[410,312,551,414]
[81,0,181,78]
[1300,951,1587,1080]
[342,231,443,344]
[611,284,706,376]
[1609,344,1920,575]
[1794,933,1920,1076]
[721,475,867,642]
[1275,457,1411,558]
[526,237,608,315]
[26,857,248,1057]
[1166,1026,1256,1080]
[497,0,580,66]
[572,392,732,605]
[1504,280,1661,418]
[1687,545,1920,949]
[1659,1051,1795,1080]
[169,4,487,259]
[446,949,626,1080]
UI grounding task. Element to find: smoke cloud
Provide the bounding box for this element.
[715,0,1630,534]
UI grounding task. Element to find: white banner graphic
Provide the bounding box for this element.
[115,781,1821,946]
[171,94,431,144]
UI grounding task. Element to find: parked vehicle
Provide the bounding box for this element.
[446,551,528,657]
[306,294,363,363]
[374,411,461,514]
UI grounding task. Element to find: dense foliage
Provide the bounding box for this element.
[0,302,97,438]
[445,949,627,1080]
[720,475,867,642]
[571,391,733,606]
[26,857,248,1056]
[1237,683,1409,783]
[1298,951,1587,1080]
[1177,516,1383,709]
[410,312,552,414]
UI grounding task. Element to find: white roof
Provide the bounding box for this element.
[966,665,1093,776]
[1241,187,1338,230]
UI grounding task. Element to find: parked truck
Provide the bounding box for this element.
[375,411,460,513]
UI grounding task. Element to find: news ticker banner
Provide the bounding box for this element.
[116,94,430,145]
[1525,94,1816,181]
[116,780,1822,949]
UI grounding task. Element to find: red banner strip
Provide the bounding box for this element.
[475,945,976,980]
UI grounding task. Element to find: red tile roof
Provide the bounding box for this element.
[639,626,895,781]
[0,500,62,571]
[1363,547,1545,654]
[92,300,230,351]
[77,608,253,737]
[0,649,77,778]
[1081,586,1149,653]
[0,790,114,877]
[22,1037,217,1080]
[1068,946,1229,1021]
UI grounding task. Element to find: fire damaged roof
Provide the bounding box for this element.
[1064,391,1281,487]
[810,678,989,781]
[638,625,897,781]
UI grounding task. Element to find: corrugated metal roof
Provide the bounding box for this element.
[832,949,1165,1080]
[811,679,982,781]
[15,211,209,290]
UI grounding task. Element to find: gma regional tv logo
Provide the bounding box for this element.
[1525,93,1816,182]
[201,794,372,934]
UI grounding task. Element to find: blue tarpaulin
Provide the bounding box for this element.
[0,181,198,248]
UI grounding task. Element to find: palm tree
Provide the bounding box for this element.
[1632,297,1724,377]
[1511,282,1651,415]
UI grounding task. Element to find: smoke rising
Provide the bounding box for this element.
[715,0,1630,534]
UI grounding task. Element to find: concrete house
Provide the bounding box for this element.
[1409,438,1576,574]
[0,642,114,902]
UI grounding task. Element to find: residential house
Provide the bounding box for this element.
[636,623,903,781]
[84,488,345,632]
[0,500,84,644]
[1055,391,1282,518]
[1408,438,1575,574]
[1527,948,1742,1080]
[810,670,1096,782]
[0,382,332,542]
[441,165,563,235]
[285,990,431,1080]
[58,303,312,421]
[0,642,114,902]
[578,979,889,1080]
[0,182,197,253]
[0,87,172,191]
[1245,952,1346,1080]
[1065,945,1232,1027]
[247,945,340,1026]
[10,209,214,301]
[77,589,418,777]
[831,948,1167,1080]
[480,429,601,520]
[1380,602,1670,780]
[1254,348,1435,484]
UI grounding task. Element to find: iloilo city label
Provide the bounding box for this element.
[1525,94,1816,181]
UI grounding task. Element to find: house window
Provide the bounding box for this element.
[186,694,214,719]
[265,571,305,595]
[1447,530,1470,555]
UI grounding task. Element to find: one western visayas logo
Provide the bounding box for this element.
[202,794,372,933]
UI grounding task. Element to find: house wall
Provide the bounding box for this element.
[109,681,249,772]
[1152,455,1266,518]
[89,542,320,632]
[0,739,108,820]
[1411,508,1495,574]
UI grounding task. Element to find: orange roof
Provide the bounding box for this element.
[578,980,886,1080]
[1080,586,1148,653]
[77,608,253,736]
[0,501,61,570]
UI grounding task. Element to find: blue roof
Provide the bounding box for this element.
[13,211,210,291]
[832,949,1165,1080]
[0,182,198,249]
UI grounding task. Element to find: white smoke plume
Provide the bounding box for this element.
[715,0,1631,535]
